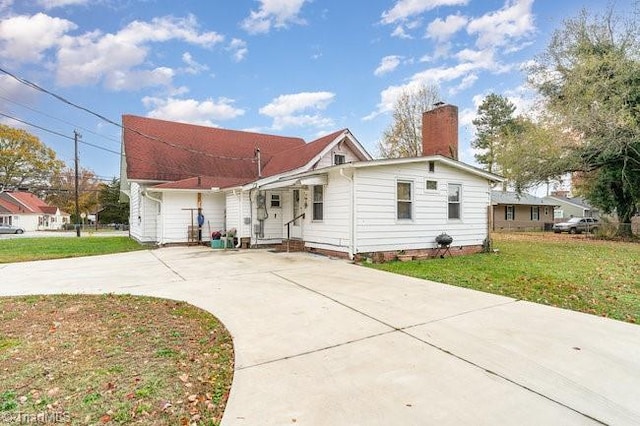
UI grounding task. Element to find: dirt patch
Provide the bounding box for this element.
[0,294,234,425]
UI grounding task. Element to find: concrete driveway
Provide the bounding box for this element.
[1,247,639,425]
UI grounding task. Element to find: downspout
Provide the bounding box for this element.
[339,168,355,260]
[236,190,243,248]
[142,190,163,244]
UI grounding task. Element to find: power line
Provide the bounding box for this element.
[0,112,122,156]
[0,67,257,162]
[0,112,207,181]
[0,92,121,145]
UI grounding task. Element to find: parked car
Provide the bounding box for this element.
[552,217,599,234]
[0,223,25,234]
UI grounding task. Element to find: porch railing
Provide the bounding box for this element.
[284,212,305,240]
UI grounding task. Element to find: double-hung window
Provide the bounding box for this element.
[506,205,515,221]
[448,184,461,219]
[531,206,540,221]
[397,181,412,220]
[312,185,324,221]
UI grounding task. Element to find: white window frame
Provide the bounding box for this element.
[270,193,281,208]
[425,180,438,191]
[312,185,324,221]
[531,206,540,221]
[506,205,515,221]
[334,154,346,165]
[396,180,413,220]
[448,183,462,220]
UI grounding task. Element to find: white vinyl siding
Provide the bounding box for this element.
[353,162,491,253]
[315,144,362,169]
[160,192,225,244]
[303,168,351,253]
[128,182,159,243]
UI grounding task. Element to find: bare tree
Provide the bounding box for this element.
[377,84,441,158]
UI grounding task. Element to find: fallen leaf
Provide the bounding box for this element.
[100,414,111,423]
[179,373,189,383]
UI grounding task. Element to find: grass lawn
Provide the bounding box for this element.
[0,294,234,425]
[369,233,640,324]
[0,237,146,263]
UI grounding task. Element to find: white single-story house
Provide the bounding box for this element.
[0,191,70,231]
[120,105,503,261]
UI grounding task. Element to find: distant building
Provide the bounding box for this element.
[544,193,599,220]
[0,191,70,231]
[491,191,557,231]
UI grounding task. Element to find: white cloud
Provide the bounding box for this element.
[391,25,413,39]
[142,96,245,126]
[54,14,223,89]
[0,13,77,63]
[365,48,497,120]
[381,0,469,24]
[449,73,478,95]
[37,0,88,9]
[181,52,209,75]
[227,38,248,62]
[241,0,308,34]
[374,55,402,76]
[426,14,468,41]
[106,67,174,91]
[466,0,535,49]
[259,91,335,130]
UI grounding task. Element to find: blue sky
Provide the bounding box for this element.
[0,0,632,183]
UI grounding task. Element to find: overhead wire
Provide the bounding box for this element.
[0,92,121,146]
[0,112,217,182]
[0,67,258,162]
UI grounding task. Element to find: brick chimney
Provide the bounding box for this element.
[421,103,458,160]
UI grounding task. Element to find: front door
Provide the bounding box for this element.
[291,189,303,239]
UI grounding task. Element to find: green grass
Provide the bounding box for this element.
[0,237,146,263]
[369,233,640,323]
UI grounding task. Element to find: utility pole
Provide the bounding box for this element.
[74,130,81,237]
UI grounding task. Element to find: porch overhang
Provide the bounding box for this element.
[259,174,328,190]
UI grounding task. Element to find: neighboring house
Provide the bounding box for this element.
[544,194,600,220]
[0,191,70,231]
[120,105,503,260]
[491,191,557,231]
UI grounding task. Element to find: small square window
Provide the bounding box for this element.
[426,180,437,190]
[270,194,281,208]
[334,154,346,165]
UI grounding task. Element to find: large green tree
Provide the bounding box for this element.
[98,178,129,224]
[528,7,640,236]
[0,124,64,190]
[472,93,516,174]
[377,84,441,158]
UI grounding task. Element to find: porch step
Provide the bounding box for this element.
[274,239,306,252]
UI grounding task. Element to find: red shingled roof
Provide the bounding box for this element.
[122,116,357,189]
[0,192,63,214]
[0,197,20,214]
[261,129,346,176]
[123,115,308,183]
